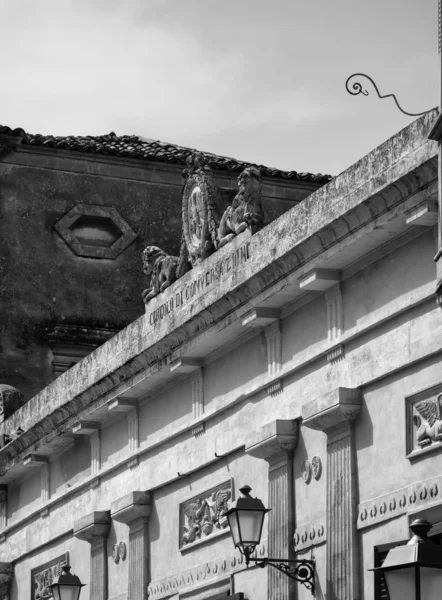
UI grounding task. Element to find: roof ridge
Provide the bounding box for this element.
[0,124,333,183]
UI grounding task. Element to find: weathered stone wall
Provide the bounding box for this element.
[0,145,316,401]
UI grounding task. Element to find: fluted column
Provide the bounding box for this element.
[302,387,362,600]
[73,511,110,600]
[246,419,300,600]
[111,491,151,600]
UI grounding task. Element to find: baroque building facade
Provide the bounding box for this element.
[0,109,441,600]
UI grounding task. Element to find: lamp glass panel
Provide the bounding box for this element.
[384,568,415,600]
[237,510,265,544]
[227,512,241,546]
[53,586,81,600]
[51,589,62,600]
[420,566,442,600]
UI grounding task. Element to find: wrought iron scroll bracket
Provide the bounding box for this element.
[345,73,431,117]
[247,557,315,595]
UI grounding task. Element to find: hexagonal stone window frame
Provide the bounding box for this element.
[54,204,137,259]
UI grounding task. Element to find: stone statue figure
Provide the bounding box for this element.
[218,166,264,248]
[142,241,191,304]
[414,394,442,447]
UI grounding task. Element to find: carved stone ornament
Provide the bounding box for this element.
[112,543,120,564]
[312,456,322,480]
[118,541,127,561]
[218,166,264,248]
[301,460,312,484]
[179,480,232,549]
[182,152,221,267]
[31,553,69,600]
[406,384,442,455]
[142,246,180,303]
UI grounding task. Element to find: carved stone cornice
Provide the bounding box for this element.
[302,387,362,433]
[111,491,151,525]
[245,419,299,461]
[73,511,110,543]
[0,111,436,471]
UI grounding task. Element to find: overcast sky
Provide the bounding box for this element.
[0,0,437,175]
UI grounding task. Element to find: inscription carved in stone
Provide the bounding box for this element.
[179,480,232,549]
[31,553,69,600]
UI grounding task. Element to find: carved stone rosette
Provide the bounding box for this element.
[182,153,221,266]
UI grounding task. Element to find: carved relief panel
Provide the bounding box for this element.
[406,383,442,457]
[179,480,233,550]
[31,553,69,600]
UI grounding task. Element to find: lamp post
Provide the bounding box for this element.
[373,519,442,600]
[49,564,86,600]
[225,485,315,595]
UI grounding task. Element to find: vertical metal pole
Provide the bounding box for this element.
[437,0,442,306]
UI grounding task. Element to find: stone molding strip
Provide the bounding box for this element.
[0,110,436,464]
[293,522,326,552]
[357,475,442,530]
[147,541,267,600]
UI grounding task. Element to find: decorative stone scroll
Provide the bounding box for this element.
[218,167,264,248]
[293,522,326,552]
[357,474,442,530]
[31,553,69,600]
[405,382,442,456]
[182,153,221,266]
[179,481,232,549]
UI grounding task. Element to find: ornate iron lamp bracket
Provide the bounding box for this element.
[346,73,431,117]
[248,557,315,595]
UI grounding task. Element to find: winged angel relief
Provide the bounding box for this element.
[413,394,442,448]
[181,488,231,547]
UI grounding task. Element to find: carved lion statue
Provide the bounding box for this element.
[142,246,179,303]
[218,166,264,248]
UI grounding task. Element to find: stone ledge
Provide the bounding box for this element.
[73,510,110,542]
[302,387,362,432]
[245,419,299,460]
[111,491,151,525]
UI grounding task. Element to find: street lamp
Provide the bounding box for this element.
[49,564,86,600]
[225,485,315,594]
[373,519,442,600]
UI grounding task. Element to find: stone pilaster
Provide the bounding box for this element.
[0,563,12,600]
[127,408,139,454]
[73,511,110,600]
[246,420,299,600]
[40,462,50,506]
[111,491,151,600]
[302,387,362,600]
